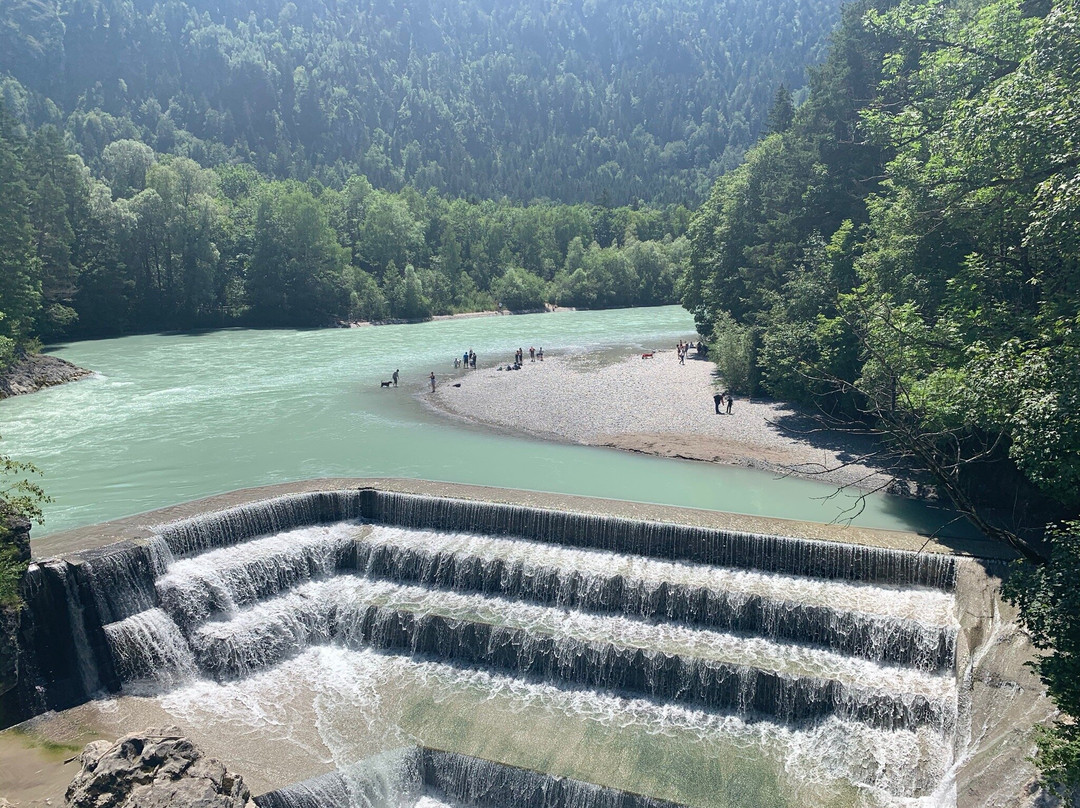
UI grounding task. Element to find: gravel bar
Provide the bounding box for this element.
[426,348,911,493]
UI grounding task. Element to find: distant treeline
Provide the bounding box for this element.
[0,112,690,359]
[0,0,843,205]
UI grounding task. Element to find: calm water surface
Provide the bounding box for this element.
[2,306,959,538]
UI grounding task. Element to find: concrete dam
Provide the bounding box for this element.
[2,482,1051,807]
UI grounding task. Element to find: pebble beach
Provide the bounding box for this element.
[428,348,909,494]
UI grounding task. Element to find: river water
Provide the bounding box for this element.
[1,306,959,539]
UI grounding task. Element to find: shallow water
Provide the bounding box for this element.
[148,644,953,807]
[1,306,962,538]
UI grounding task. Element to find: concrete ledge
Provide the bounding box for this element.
[32,477,1014,561]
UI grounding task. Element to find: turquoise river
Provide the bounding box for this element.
[1,305,964,540]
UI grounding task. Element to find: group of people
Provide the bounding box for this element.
[498,345,544,371]
[454,350,478,369]
[676,340,696,365]
[516,346,543,365]
[713,390,734,414]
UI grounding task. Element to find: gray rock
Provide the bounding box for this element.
[0,352,92,399]
[66,727,254,808]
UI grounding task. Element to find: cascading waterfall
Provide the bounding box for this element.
[358,491,958,590]
[156,525,364,630]
[75,540,165,624]
[183,576,952,731]
[356,527,956,670]
[254,746,691,808]
[13,490,969,806]
[149,489,957,588]
[418,747,691,808]
[47,561,102,697]
[103,607,198,688]
[155,492,366,556]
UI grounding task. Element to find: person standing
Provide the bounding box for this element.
[429,372,437,392]
[725,392,733,414]
[713,392,724,414]
[538,347,543,361]
[392,369,399,387]
[529,346,536,362]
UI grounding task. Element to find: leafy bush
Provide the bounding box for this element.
[710,314,756,394]
[0,441,48,608]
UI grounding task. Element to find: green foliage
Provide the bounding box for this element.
[0,436,50,607]
[0,445,48,528]
[685,0,1080,784]
[0,540,24,608]
[958,334,1080,509]
[710,314,757,394]
[686,0,1080,496]
[0,0,845,206]
[0,107,41,349]
[247,183,349,325]
[0,110,694,336]
[493,267,546,312]
[1003,523,1080,794]
[382,263,432,321]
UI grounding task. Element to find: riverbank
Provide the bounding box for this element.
[428,349,922,496]
[340,304,577,328]
[0,353,93,400]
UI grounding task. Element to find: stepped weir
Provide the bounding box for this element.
[3,483,1037,807]
[255,746,691,808]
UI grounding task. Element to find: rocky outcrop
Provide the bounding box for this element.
[66,728,254,808]
[0,352,92,399]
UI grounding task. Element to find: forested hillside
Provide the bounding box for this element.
[683,0,1080,786]
[0,0,843,204]
[0,111,690,352]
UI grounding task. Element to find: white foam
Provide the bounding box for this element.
[363,526,958,626]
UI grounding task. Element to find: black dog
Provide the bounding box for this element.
[380,380,392,388]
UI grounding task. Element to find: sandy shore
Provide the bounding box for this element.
[428,349,917,494]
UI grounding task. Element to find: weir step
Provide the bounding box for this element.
[254,746,692,808]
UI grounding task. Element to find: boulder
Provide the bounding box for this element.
[66,727,255,808]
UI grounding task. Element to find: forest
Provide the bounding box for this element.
[0,0,844,205]
[682,0,1080,786]
[0,113,691,355]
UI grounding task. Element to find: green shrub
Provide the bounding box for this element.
[710,314,756,394]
